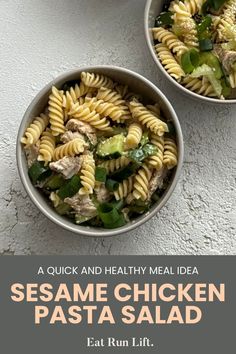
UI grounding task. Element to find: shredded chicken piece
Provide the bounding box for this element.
[61,130,85,144]
[94,183,111,203]
[214,45,236,73]
[147,167,168,201]
[64,193,97,217]
[66,119,97,145]
[49,156,82,179]
[24,141,40,167]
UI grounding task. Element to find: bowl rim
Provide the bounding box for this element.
[144,0,236,105]
[16,65,184,237]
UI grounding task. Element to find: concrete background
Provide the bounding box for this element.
[0,0,235,255]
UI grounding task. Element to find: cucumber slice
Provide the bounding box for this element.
[199,52,223,79]
[75,214,95,224]
[97,134,125,159]
[55,203,72,215]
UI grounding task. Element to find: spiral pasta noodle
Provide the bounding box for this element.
[53,138,85,161]
[97,87,131,120]
[163,138,178,170]
[99,156,131,174]
[129,101,169,136]
[81,72,113,89]
[114,84,129,98]
[133,164,153,201]
[182,76,217,97]
[147,134,164,170]
[71,82,95,99]
[21,113,49,146]
[114,177,134,201]
[68,103,112,131]
[125,123,143,149]
[172,0,203,19]
[48,86,65,136]
[229,71,236,89]
[38,129,56,164]
[217,0,236,40]
[152,27,188,58]
[147,103,161,117]
[155,44,185,81]
[79,153,95,195]
[84,97,124,121]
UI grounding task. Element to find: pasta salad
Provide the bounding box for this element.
[152,0,236,99]
[21,72,178,229]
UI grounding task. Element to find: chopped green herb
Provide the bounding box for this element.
[57,175,81,199]
[95,167,107,182]
[28,161,52,184]
[199,38,213,51]
[45,174,65,190]
[181,49,200,74]
[155,12,174,27]
[110,163,139,182]
[105,179,119,192]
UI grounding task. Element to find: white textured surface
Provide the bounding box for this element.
[0,0,235,255]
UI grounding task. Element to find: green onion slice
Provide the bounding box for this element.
[181,49,200,74]
[98,203,120,224]
[28,161,52,184]
[155,12,174,27]
[197,16,212,35]
[105,179,119,192]
[209,0,227,11]
[57,175,81,200]
[199,38,213,51]
[110,163,138,182]
[45,174,65,190]
[104,214,126,229]
[95,167,107,182]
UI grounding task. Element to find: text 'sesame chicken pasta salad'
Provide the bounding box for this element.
[21,72,178,229]
[152,0,236,99]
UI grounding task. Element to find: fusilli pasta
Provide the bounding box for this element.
[133,164,153,201]
[38,129,56,164]
[182,76,218,97]
[97,87,131,120]
[79,153,95,195]
[81,72,113,89]
[147,103,161,117]
[125,123,143,149]
[129,101,169,136]
[53,138,85,161]
[152,27,188,58]
[48,86,65,136]
[68,103,112,131]
[114,177,134,201]
[155,44,185,81]
[21,113,49,146]
[147,134,164,170]
[99,156,131,174]
[84,97,124,121]
[163,138,178,170]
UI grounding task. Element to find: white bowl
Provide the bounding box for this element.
[144,0,236,104]
[16,65,184,237]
